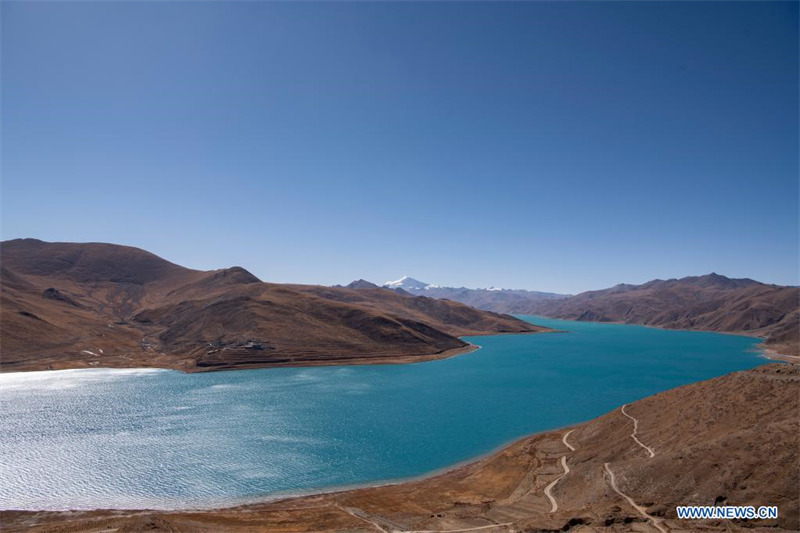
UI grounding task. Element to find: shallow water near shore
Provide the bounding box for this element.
[0,317,764,510]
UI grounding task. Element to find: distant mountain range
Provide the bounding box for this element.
[0,239,545,372]
[377,275,569,312]
[4,238,795,373]
[383,276,432,291]
[369,273,798,356]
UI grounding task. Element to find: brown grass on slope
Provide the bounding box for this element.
[526,273,799,356]
[0,239,546,372]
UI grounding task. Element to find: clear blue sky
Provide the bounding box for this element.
[2,1,797,294]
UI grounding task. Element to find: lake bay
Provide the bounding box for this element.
[0,317,764,510]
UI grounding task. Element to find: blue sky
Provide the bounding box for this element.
[2,1,797,294]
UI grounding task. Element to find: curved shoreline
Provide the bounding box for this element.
[0,322,778,516]
[3,354,797,532]
[759,347,800,363]
[0,330,555,375]
[3,364,796,533]
[0,413,585,513]
[520,314,796,361]
[217,420,587,515]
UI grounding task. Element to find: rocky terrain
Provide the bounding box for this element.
[0,239,547,372]
[3,363,796,532]
[524,274,798,356]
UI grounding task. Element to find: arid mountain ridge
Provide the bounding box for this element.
[525,273,799,356]
[379,273,799,356]
[0,239,545,372]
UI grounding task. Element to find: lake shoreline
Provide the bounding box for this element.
[3,363,797,532]
[0,318,773,521]
[0,330,554,375]
[519,314,798,359]
[0,418,584,514]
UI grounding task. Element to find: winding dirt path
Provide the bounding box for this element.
[543,455,570,513]
[542,429,578,513]
[562,429,576,451]
[407,523,512,533]
[604,463,668,533]
[340,505,512,533]
[337,505,389,533]
[621,404,655,458]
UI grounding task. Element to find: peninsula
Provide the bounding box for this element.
[0,239,547,372]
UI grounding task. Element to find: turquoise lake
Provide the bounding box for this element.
[0,316,765,510]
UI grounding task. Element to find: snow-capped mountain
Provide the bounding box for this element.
[378,276,569,313]
[382,276,432,291]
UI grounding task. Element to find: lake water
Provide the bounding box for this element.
[0,316,765,510]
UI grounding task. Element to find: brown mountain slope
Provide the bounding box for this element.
[0,238,191,285]
[526,273,799,356]
[0,239,546,372]
[5,363,796,532]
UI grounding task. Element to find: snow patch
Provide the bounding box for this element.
[382,276,431,291]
